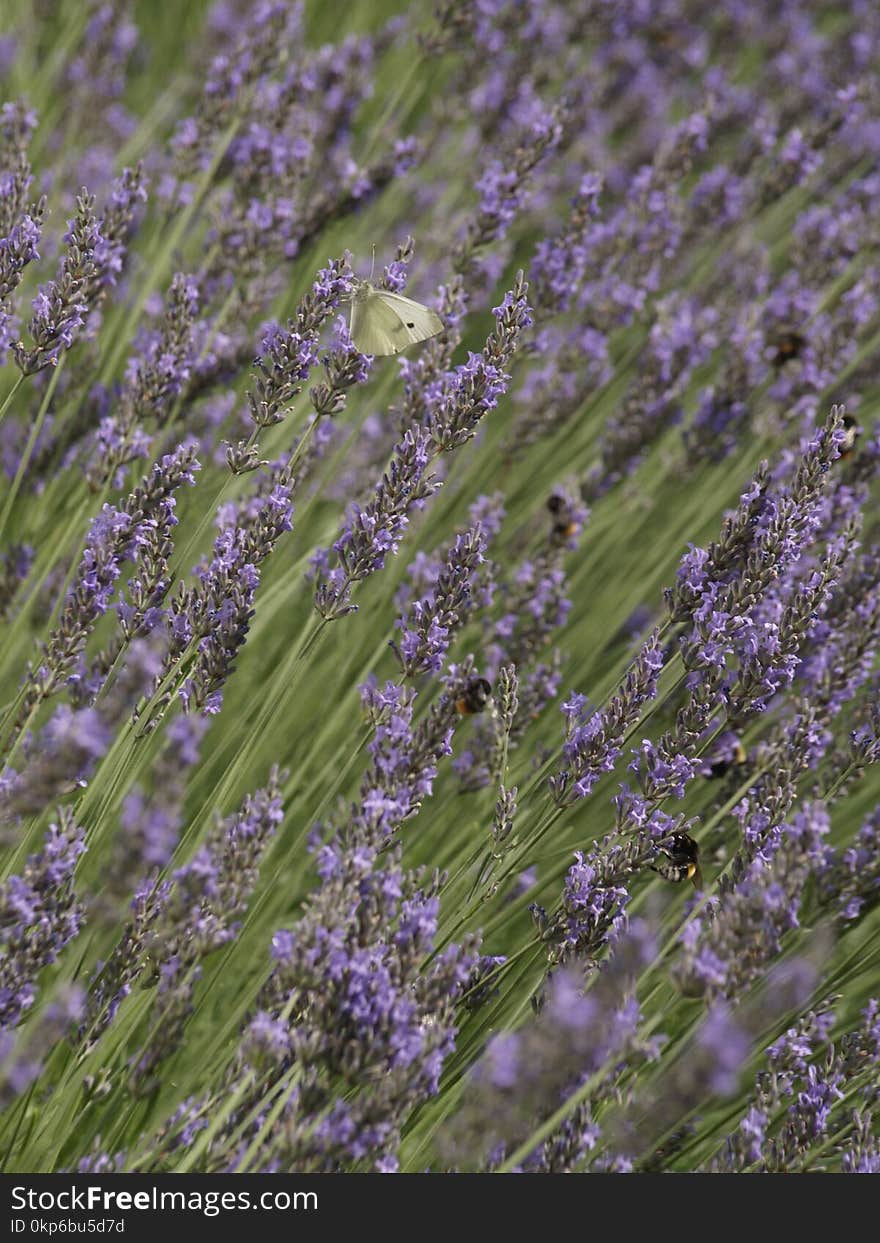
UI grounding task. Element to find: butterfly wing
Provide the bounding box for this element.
[350,290,444,356]
[377,292,444,346]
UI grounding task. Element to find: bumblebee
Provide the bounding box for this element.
[455,676,492,716]
[651,833,702,889]
[707,737,747,779]
[547,494,582,543]
[647,25,687,51]
[840,413,862,460]
[770,330,806,366]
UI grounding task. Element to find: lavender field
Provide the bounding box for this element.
[1,0,879,1175]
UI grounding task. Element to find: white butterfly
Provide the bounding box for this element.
[347,278,444,356]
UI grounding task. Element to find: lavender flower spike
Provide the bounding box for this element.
[315,427,439,620]
[129,769,284,1091]
[92,273,200,486]
[14,190,102,374]
[550,631,663,805]
[430,273,532,452]
[0,808,86,1029]
[22,444,200,714]
[392,526,487,676]
[0,198,45,365]
[247,256,353,431]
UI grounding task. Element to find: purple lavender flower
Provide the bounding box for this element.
[124,770,283,1090]
[454,493,581,790]
[0,704,109,824]
[542,808,690,967]
[246,257,353,431]
[0,985,84,1110]
[92,274,200,486]
[21,444,200,715]
[315,427,438,620]
[841,1113,880,1174]
[166,2,292,197]
[215,662,486,1169]
[454,107,564,277]
[728,529,853,717]
[14,191,102,375]
[203,23,402,290]
[0,101,38,227]
[717,996,880,1171]
[397,278,468,431]
[0,200,45,364]
[820,805,880,924]
[169,470,292,716]
[550,632,663,805]
[582,294,720,501]
[99,715,211,916]
[392,527,486,676]
[676,802,830,1001]
[531,173,603,318]
[0,543,33,621]
[86,164,147,312]
[379,236,415,293]
[234,840,478,1171]
[347,662,480,850]
[442,921,660,1171]
[308,316,372,421]
[429,275,532,452]
[0,809,86,1028]
[216,661,484,1163]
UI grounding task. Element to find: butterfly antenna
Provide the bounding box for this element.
[369,244,376,282]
